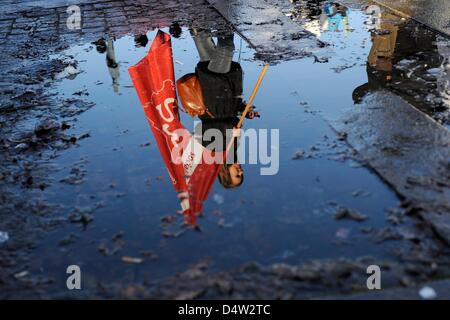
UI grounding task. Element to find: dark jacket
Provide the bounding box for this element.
[196,61,244,120]
[195,61,243,158]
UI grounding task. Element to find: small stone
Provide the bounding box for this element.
[112,232,124,241]
[161,215,176,224]
[292,149,305,160]
[213,193,224,205]
[419,286,437,300]
[14,143,28,150]
[122,256,143,264]
[59,233,78,246]
[14,270,29,279]
[98,243,109,256]
[336,228,350,239]
[215,279,232,294]
[335,207,368,222]
[140,250,158,260]
[35,119,60,136]
[337,132,348,141]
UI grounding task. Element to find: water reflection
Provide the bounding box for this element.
[190,28,260,189]
[322,2,350,33]
[129,28,261,226]
[286,1,449,121]
[36,22,408,283]
[289,0,352,35]
[353,11,447,114]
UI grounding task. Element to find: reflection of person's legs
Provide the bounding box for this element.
[190,28,216,62]
[208,34,235,74]
[106,40,120,93]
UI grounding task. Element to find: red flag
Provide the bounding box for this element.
[129,30,188,192]
[129,30,225,225]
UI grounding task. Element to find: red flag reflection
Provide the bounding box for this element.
[129,30,224,225]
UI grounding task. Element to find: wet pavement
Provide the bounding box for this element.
[371,0,450,37]
[0,0,450,299]
[27,29,405,293]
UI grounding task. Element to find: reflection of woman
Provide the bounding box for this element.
[190,28,259,188]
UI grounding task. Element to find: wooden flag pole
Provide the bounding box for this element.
[237,64,268,129]
[225,65,268,155]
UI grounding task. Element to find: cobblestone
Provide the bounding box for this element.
[0,0,227,63]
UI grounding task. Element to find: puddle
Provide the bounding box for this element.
[27,3,449,291]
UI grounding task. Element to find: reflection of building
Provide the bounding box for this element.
[354,11,447,118]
